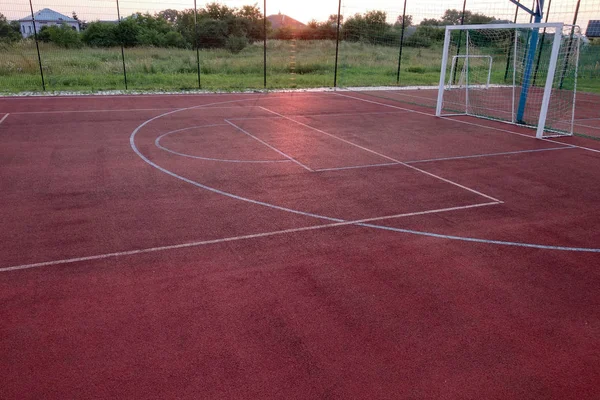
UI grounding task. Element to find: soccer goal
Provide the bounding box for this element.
[435,23,581,138]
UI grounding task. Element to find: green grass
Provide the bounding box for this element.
[1,39,598,94]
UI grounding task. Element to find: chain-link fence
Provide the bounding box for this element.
[0,0,598,93]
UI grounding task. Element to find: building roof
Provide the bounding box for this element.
[267,13,306,30]
[586,20,600,38]
[18,8,76,23]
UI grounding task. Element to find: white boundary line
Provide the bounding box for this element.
[225,119,313,171]
[571,122,600,131]
[127,97,600,253]
[5,94,599,274]
[573,117,600,122]
[9,108,176,114]
[228,110,409,121]
[258,105,502,202]
[315,162,400,172]
[404,146,577,164]
[0,201,500,273]
[155,124,290,164]
[0,113,9,125]
[335,92,600,154]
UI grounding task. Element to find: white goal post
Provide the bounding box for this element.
[435,22,581,139]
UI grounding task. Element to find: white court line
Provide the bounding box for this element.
[404,146,577,164]
[259,105,502,203]
[315,162,400,172]
[225,119,313,172]
[316,147,576,172]
[572,122,600,131]
[155,124,290,164]
[334,92,600,154]
[573,117,600,122]
[0,113,9,125]
[10,108,176,114]
[125,97,600,255]
[0,201,500,273]
[228,110,408,121]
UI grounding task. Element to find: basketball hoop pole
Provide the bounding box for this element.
[516,0,545,124]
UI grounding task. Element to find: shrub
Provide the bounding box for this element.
[225,34,247,54]
[0,14,21,43]
[81,22,118,47]
[404,26,444,48]
[137,27,166,47]
[197,19,228,48]
[39,25,82,48]
[114,18,140,47]
[164,31,187,48]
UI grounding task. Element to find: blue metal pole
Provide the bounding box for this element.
[516,0,544,123]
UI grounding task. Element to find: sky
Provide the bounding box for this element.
[3,0,598,32]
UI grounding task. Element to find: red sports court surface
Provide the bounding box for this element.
[363,88,600,139]
[1,92,599,399]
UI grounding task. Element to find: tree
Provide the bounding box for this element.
[81,22,118,46]
[38,24,83,48]
[71,11,87,30]
[0,13,21,43]
[440,9,494,25]
[157,9,180,25]
[199,3,235,21]
[114,18,140,47]
[440,9,464,25]
[235,4,264,41]
[363,10,387,29]
[394,14,413,28]
[420,18,441,26]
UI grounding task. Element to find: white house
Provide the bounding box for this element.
[18,8,79,38]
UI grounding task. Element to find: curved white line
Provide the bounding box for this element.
[155,124,290,164]
[130,95,600,253]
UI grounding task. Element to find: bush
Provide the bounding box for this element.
[404,26,444,48]
[225,35,247,53]
[39,25,83,48]
[0,14,21,43]
[197,19,228,48]
[137,27,166,47]
[81,22,118,47]
[114,18,140,47]
[164,31,187,48]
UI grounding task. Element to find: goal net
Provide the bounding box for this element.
[435,23,581,139]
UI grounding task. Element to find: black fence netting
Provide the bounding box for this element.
[0,0,598,96]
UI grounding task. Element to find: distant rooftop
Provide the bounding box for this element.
[267,13,306,30]
[586,20,600,38]
[18,8,76,22]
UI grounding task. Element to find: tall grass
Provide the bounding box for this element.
[0,39,598,94]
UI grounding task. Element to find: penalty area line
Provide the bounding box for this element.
[0,201,500,273]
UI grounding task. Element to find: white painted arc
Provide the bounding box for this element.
[155,124,291,164]
[127,96,600,253]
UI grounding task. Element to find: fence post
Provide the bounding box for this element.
[504,0,521,81]
[28,0,45,91]
[532,0,552,86]
[559,0,581,89]
[333,0,342,87]
[115,0,128,90]
[451,0,468,85]
[194,0,201,89]
[263,0,267,88]
[396,0,408,84]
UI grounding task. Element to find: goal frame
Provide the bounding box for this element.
[448,55,493,91]
[435,22,566,139]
